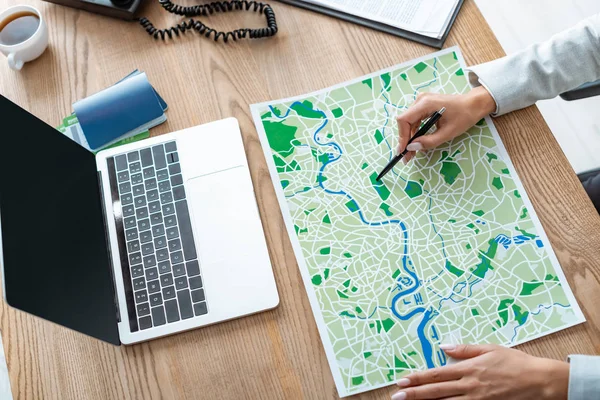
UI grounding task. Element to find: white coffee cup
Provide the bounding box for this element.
[0,5,48,71]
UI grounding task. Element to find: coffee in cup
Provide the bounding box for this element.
[0,5,48,71]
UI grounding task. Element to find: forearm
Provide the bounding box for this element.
[465,14,600,116]
[568,355,600,400]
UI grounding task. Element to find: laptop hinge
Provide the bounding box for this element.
[97,171,121,323]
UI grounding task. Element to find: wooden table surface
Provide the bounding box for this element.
[1,1,599,399]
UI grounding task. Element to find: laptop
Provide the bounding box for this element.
[0,95,279,345]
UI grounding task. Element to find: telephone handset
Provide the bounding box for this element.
[138,1,278,43]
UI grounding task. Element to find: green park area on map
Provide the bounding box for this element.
[253,49,582,396]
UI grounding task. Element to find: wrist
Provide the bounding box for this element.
[467,86,497,118]
[539,360,569,400]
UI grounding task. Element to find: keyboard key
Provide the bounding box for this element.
[148,201,160,214]
[119,182,131,193]
[160,273,173,287]
[166,227,178,240]
[135,290,148,303]
[145,267,158,280]
[143,255,157,268]
[168,238,181,252]
[128,151,140,162]
[133,184,144,196]
[163,203,175,216]
[173,263,186,277]
[137,218,150,232]
[122,204,135,217]
[191,288,205,303]
[145,178,157,191]
[150,213,163,225]
[160,192,173,204]
[133,277,146,290]
[130,162,141,173]
[115,155,128,171]
[177,289,194,319]
[157,169,169,181]
[189,275,203,289]
[159,180,171,193]
[136,207,149,219]
[147,189,159,202]
[165,299,180,322]
[126,228,138,241]
[124,216,136,229]
[143,166,155,179]
[121,193,133,205]
[140,148,153,167]
[154,236,167,249]
[156,248,169,262]
[151,305,166,326]
[175,276,188,290]
[152,145,167,170]
[140,230,152,244]
[194,302,208,316]
[164,215,177,227]
[139,315,152,330]
[175,200,198,261]
[167,152,179,164]
[129,252,142,265]
[171,174,183,187]
[131,173,143,185]
[168,162,181,175]
[165,141,177,153]
[152,224,165,237]
[141,241,154,256]
[127,240,140,253]
[163,286,176,300]
[158,261,171,274]
[173,186,186,201]
[118,170,130,182]
[131,265,144,278]
[149,292,162,307]
[148,280,160,294]
[137,302,150,317]
[171,251,184,265]
[134,196,146,208]
[186,260,200,277]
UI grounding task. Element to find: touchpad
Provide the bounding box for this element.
[186,167,262,265]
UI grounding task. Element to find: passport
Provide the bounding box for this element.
[73,72,167,151]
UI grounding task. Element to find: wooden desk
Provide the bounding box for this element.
[1,1,599,399]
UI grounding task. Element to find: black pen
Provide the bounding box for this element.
[376,107,446,181]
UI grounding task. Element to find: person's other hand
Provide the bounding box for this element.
[397,86,497,163]
[391,344,569,400]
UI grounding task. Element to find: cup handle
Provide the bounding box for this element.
[8,53,24,71]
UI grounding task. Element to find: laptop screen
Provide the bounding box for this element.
[0,95,120,345]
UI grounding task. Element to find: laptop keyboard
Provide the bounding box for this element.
[113,141,208,331]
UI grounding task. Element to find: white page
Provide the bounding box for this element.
[298,0,460,38]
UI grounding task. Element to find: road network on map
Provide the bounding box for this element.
[255,50,581,395]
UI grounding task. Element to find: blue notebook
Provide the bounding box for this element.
[73,72,167,151]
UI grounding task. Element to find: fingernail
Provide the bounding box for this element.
[391,392,407,400]
[396,144,402,155]
[402,158,408,165]
[440,344,456,351]
[396,378,410,387]
[407,143,423,152]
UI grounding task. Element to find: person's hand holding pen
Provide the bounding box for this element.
[397,86,497,164]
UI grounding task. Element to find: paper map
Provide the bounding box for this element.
[250,47,584,397]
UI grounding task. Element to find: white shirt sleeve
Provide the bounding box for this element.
[465,13,600,116]
[568,355,600,400]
